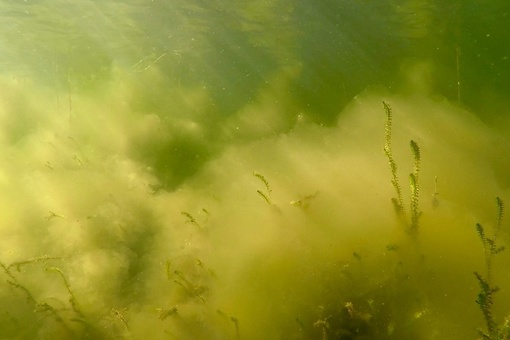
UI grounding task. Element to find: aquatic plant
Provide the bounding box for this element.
[8,255,62,272]
[475,272,501,339]
[0,255,122,339]
[383,101,421,237]
[474,197,510,339]
[408,140,421,234]
[156,306,178,320]
[476,197,506,283]
[45,267,83,319]
[383,101,404,217]
[181,211,202,229]
[253,171,272,204]
[1,257,60,308]
[217,310,240,340]
[290,191,319,210]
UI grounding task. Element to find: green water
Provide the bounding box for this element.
[0,1,509,339]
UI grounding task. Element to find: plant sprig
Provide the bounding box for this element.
[383,102,405,219]
[476,197,506,283]
[382,102,422,237]
[253,172,272,205]
[474,197,509,339]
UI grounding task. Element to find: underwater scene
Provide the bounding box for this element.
[0,0,510,339]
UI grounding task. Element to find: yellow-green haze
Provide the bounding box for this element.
[0,1,509,339]
[0,68,508,338]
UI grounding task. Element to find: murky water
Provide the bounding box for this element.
[0,1,509,339]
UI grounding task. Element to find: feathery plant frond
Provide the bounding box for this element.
[409,140,421,236]
[231,316,240,340]
[45,267,83,318]
[382,102,422,237]
[111,308,130,334]
[383,101,405,219]
[6,279,37,305]
[181,211,202,229]
[474,197,508,339]
[0,262,18,281]
[495,197,504,240]
[475,272,500,339]
[253,171,272,204]
[2,257,60,305]
[476,197,506,283]
[8,255,62,272]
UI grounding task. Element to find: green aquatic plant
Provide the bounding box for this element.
[408,139,421,235]
[172,269,208,303]
[290,191,319,210]
[181,209,211,229]
[475,272,501,340]
[110,308,130,335]
[181,211,202,229]
[0,257,106,338]
[298,103,431,339]
[165,257,212,305]
[476,197,506,283]
[231,316,240,340]
[9,255,62,272]
[1,261,36,305]
[5,277,37,305]
[383,101,405,218]
[1,257,61,307]
[156,306,178,320]
[253,171,272,204]
[383,101,422,237]
[45,267,83,319]
[474,197,510,340]
[217,310,240,340]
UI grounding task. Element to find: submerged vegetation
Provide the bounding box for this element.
[474,197,510,340]
[0,100,507,339]
[0,0,507,338]
[383,101,422,238]
[253,171,273,205]
[0,257,107,338]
